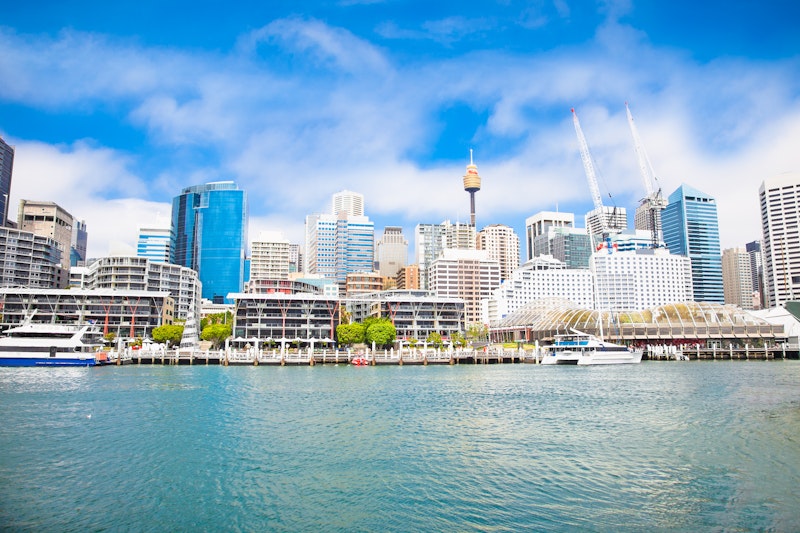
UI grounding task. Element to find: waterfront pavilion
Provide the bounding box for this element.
[489,297,786,348]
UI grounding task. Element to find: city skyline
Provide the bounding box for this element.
[1,2,799,257]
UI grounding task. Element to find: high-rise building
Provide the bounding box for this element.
[332,190,364,217]
[376,226,408,278]
[0,136,14,227]
[428,248,500,326]
[592,248,694,312]
[745,240,765,309]
[415,220,476,290]
[759,172,800,307]
[585,206,628,237]
[17,200,74,269]
[395,264,420,290]
[171,181,247,304]
[251,231,290,281]
[662,184,724,303]
[305,192,374,287]
[722,247,755,310]
[477,224,520,283]
[525,211,574,261]
[484,256,594,324]
[71,219,88,266]
[137,226,171,264]
[0,227,64,288]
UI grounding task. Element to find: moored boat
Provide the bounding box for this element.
[541,330,643,366]
[0,317,106,367]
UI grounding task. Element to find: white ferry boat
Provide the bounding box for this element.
[541,330,643,366]
[0,317,107,367]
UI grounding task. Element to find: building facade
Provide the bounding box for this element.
[477,224,520,283]
[591,248,694,312]
[415,220,476,290]
[17,200,74,269]
[171,181,247,304]
[0,227,65,288]
[0,136,13,227]
[759,173,800,307]
[376,226,408,278]
[745,240,765,309]
[332,190,364,217]
[137,226,171,264]
[722,247,755,310]
[428,249,500,326]
[585,206,628,237]
[72,255,201,321]
[662,184,723,304]
[250,231,290,281]
[231,293,341,342]
[71,219,88,266]
[484,256,594,324]
[345,271,384,296]
[395,264,420,290]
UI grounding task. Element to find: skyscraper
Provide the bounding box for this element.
[722,247,755,310]
[0,136,13,227]
[376,226,408,278]
[17,200,74,269]
[477,224,520,283]
[332,190,364,217]
[251,231,290,281]
[171,181,247,304]
[137,226,171,264]
[462,150,481,226]
[759,172,800,307]
[745,240,765,309]
[415,220,476,290]
[71,219,88,266]
[662,184,724,303]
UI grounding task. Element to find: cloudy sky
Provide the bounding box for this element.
[1,0,799,258]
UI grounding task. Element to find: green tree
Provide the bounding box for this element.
[200,323,231,349]
[151,324,184,345]
[365,319,396,348]
[200,311,233,331]
[336,322,365,345]
[466,323,488,343]
[426,332,443,348]
[103,332,116,345]
[451,332,467,348]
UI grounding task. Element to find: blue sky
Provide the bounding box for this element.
[1,0,799,258]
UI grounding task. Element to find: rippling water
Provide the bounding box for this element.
[1,362,799,532]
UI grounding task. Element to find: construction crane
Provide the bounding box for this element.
[571,108,617,240]
[625,102,667,248]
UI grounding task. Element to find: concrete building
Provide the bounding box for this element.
[759,172,800,307]
[17,200,74,269]
[250,231,290,281]
[375,226,407,277]
[332,190,364,217]
[746,240,765,309]
[428,248,500,326]
[662,184,723,304]
[585,206,628,237]
[484,256,594,324]
[0,287,174,338]
[591,248,693,312]
[348,290,465,341]
[415,220,476,290]
[722,247,755,310]
[0,136,13,227]
[0,226,65,288]
[525,211,574,261]
[395,264,420,290]
[345,271,384,296]
[136,226,171,264]
[477,224,520,283]
[72,255,201,321]
[288,243,302,274]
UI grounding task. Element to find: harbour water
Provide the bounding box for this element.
[1,361,799,532]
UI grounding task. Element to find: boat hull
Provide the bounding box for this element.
[0,355,98,367]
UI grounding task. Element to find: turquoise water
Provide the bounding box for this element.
[1,362,799,532]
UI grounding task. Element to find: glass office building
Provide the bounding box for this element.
[662,184,723,304]
[171,181,247,304]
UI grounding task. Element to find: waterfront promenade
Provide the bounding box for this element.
[106,343,799,366]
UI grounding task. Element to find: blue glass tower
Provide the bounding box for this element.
[662,184,723,303]
[171,181,247,304]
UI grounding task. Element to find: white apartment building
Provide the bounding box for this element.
[251,231,290,280]
[136,226,171,263]
[477,224,520,283]
[0,227,65,288]
[429,248,500,326]
[483,255,594,324]
[591,248,693,311]
[722,247,756,310]
[759,172,800,307]
[72,255,201,320]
